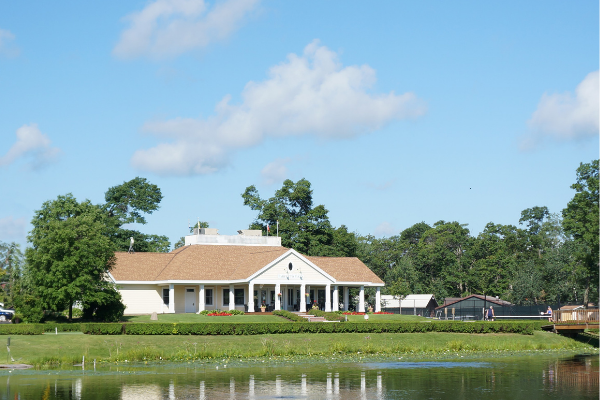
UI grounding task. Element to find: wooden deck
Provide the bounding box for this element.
[548,309,599,335]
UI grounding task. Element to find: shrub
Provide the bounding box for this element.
[308,309,345,322]
[273,310,304,322]
[82,287,126,322]
[0,324,45,335]
[13,294,44,323]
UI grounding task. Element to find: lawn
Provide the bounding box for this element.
[122,314,291,323]
[2,331,593,366]
[343,314,427,322]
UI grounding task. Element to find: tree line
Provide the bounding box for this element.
[0,160,597,322]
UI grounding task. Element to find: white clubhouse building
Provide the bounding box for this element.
[109,229,384,315]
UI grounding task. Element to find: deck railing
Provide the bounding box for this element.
[552,309,599,324]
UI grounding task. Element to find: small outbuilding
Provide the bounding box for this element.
[381,294,438,317]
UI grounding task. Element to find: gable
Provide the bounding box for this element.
[252,251,334,283]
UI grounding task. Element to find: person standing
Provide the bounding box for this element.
[546,306,553,322]
[487,305,495,321]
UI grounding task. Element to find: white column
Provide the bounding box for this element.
[333,285,339,312]
[248,282,255,312]
[169,284,175,313]
[198,284,205,313]
[359,285,365,313]
[375,287,381,312]
[229,284,235,311]
[300,283,306,312]
[275,283,281,311]
[325,284,331,312]
[344,287,349,311]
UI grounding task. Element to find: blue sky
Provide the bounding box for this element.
[1,1,598,249]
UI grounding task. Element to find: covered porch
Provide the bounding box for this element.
[161,282,382,314]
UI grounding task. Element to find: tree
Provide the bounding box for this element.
[104,177,168,252]
[0,241,24,307]
[242,179,356,256]
[562,160,599,307]
[25,194,121,320]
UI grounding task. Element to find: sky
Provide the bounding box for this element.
[1,1,598,249]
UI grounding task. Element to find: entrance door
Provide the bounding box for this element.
[185,288,195,313]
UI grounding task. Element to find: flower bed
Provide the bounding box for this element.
[343,312,365,315]
[372,312,393,315]
[207,312,232,317]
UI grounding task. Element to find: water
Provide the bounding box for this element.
[0,353,597,399]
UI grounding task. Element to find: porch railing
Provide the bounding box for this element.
[552,309,599,324]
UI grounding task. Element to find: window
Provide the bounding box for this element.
[162,288,169,306]
[205,289,213,305]
[234,288,244,306]
[288,288,293,306]
[223,289,230,306]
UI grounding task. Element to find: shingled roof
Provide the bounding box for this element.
[110,245,383,284]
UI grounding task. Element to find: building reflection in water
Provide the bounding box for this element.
[543,354,599,393]
[118,368,385,399]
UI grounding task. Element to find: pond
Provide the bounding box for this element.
[0,353,597,399]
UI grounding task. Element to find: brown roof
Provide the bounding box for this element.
[111,245,383,284]
[306,256,384,284]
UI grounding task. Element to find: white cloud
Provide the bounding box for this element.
[0,124,61,170]
[523,71,599,149]
[131,40,427,176]
[374,222,396,237]
[261,158,291,185]
[0,28,19,57]
[0,216,26,241]
[113,0,259,59]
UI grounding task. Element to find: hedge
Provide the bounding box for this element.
[272,310,306,322]
[0,324,45,335]
[308,309,345,322]
[76,321,539,335]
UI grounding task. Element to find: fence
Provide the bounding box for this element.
[434,301,567,321]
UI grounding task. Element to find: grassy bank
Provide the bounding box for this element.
[1,331,594,367]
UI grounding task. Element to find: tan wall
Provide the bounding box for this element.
[120,284,166,315]
[256,253,332,283]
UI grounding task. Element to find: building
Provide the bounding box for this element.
[435,294,512,320]
[110,229,384,315]
[380,294,438,317]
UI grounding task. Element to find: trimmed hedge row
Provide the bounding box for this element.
[0,324,45,335]
[308,309,345,322]
[76,321,538,335]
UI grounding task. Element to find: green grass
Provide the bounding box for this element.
[2,331,594,367]
[344,314,427,322]
[122,314,290,323]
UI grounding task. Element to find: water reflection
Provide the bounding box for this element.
[0,354,597,399]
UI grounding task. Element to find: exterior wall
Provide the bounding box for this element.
[119,284,165,315]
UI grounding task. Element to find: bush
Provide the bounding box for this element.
[80,320,540,336]
[0,324,44,335]
[273,310,305,322]
[82,287,125,322]
[13,294,44,323]
[308,309,345,322]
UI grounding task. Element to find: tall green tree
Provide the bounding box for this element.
[0,241,24,307]
[562,159,599,307]
[25,194,120,320]
[242,179,356,256]
[104,177,169,252]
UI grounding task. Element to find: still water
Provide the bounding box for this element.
[0,353,597,399]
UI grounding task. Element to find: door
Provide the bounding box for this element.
[185,288,195,313]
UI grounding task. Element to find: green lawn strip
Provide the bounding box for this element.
[345,314,427,322]
[122,314,289,323]
[1,331,592,366]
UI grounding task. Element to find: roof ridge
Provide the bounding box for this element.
[154,246,189,280]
